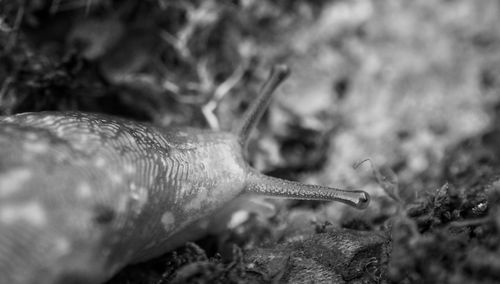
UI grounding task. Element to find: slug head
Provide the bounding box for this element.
[235,65,370,209]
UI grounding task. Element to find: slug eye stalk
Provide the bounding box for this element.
[236,64,290,148]
[245,169,370,209]
[239,65,370,209]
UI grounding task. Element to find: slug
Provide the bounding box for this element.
[0,65,369,284]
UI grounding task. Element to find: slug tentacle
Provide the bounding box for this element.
[235,64,290,148]
[245,169,370,209]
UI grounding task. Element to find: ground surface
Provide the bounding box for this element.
[2,0,500,283]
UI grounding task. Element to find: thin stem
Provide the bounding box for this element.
[236,65,290,148]
[245,170,370,209]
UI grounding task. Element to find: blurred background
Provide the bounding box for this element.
[2,0,500,283]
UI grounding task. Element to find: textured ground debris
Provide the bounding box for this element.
[244,228,388,283]
[2,0,500,283]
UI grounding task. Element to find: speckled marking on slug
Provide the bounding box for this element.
[0,201,47,226]
[129,183,148,214]
[161,212,176,232]
[0,168,32,197]
[185,185,208,211]
[22,140,49,154]
[124,163,136,174]
[93,156,107,168]
[109,171,125,185]
[76,182,92,199]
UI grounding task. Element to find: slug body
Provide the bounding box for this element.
[0,66,369,284]
[0,112,248,283]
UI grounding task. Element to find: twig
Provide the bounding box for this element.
[202,64,246,130]
[6,2,24,51]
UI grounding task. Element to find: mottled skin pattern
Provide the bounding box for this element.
[0,112,247,284]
